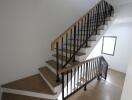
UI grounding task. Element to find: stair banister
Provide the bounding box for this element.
[51,0,103,50]
[58,56,109,100]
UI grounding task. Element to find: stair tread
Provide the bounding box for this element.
[52,53,70,62]
[58,48,85,56]
[52,54,80,63]
[46,59,79,69]
[2,93,53,100]
[80,28,104,31]
[39,67,61,88]
[65,43,92,48]
[68,38,96,41]
[46,60,62,70]
[2,74,54,95]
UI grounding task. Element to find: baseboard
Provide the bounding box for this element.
[108,67,126,75]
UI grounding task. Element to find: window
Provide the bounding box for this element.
[102,36,117,56]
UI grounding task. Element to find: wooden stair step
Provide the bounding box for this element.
[64,43,92,48]
[39,67,61,88]
[58,48,85,56]
[2,74,54,95]
[90,17,111,21]
[68,38,96,42]
[46,60,62,70]
[80,27,104,31]
[70,31,101,36]
[52,54,79,63]
[2,93,53,100]
[52,54,69,62]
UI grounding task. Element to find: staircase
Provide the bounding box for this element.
[1,0,114,100]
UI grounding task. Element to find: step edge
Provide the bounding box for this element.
[39,70,61,93]
[1,87,57,100]
[45,63,56,75]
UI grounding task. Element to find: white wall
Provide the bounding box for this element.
[0,0,101,86]
[88,3,132,73]
[121,56,132,100]
[106,0,132,7]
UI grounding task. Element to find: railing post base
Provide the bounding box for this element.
[97,75,101,80]
[56,75,60,83]
[84,86,87,91]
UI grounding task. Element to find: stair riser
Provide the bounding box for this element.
[60,42,95,53]
[46,61,72,76]
[56,53,85,61]
[2,88,57,100]
[45,63,56,75]
[89,35,97,40]
[39,72,56,93]
[68,32,100,40]
[52,57,78,67]
[39,72,62,94]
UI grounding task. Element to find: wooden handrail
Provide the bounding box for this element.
[51,0,102,50]
[58,56,102,74]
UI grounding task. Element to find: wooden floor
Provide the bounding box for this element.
[67,69,126,100]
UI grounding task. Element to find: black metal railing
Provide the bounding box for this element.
[58,56,108,100]
[54,0,114,82]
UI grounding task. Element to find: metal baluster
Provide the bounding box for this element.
[100,1,103,25]
[94,59,96,77]
[89,60,92,80]
[56,42,60,82]
[61,37,64,68]
[83,63,86,82]
[86,14,90,47]
[73,25,76,62]
[66,33,68,63]
[88,61,90,81]
[83,16,87,42]
[77,66,79,88]
[96,5,99,35]
[80,19,83,46]
[62,73,65,100]
[84,62,88,91]
[71,69,73,93]
[70,30,72,58]
[80,65,82,83]
[95,58,98,76]
[89,12,92,36]
[77,22,80,50]
[91,10,94,35]
[74,68,76,90]
[67,71,69,96]
[102,0,106,24]
[92,60,94,78]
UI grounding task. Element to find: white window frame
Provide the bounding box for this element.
[102,36,117,56]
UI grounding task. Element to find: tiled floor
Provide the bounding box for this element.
[67,69,126,100]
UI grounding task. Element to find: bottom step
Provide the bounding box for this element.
[2,93,54,100]
[1,74,56,99]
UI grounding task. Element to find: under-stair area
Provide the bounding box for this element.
[1,0,117,100]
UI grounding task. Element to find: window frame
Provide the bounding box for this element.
[101,36,117,56]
